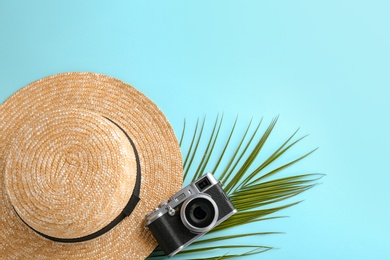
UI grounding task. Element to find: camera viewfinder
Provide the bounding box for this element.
[196,177,211,191]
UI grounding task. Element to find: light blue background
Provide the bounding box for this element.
[1,1,389,259]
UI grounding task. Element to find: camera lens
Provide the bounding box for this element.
[187,199,213,227]
[181,194,218,233]
[193,205,207,220]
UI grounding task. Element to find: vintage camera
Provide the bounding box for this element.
[145,173,236,257]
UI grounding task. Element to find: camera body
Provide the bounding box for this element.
[145,173,236,257]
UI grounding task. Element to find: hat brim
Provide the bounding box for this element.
[0,72,183,259]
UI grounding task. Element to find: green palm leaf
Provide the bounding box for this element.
[147,116,321,259]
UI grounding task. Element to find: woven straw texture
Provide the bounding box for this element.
[0,72,183,259]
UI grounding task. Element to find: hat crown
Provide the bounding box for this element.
[4,109,137,239]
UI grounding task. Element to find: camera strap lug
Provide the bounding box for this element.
[167,205,176,216]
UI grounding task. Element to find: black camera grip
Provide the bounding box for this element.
[148,211,197,256]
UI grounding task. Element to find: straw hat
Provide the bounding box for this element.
[0,72,183,259]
